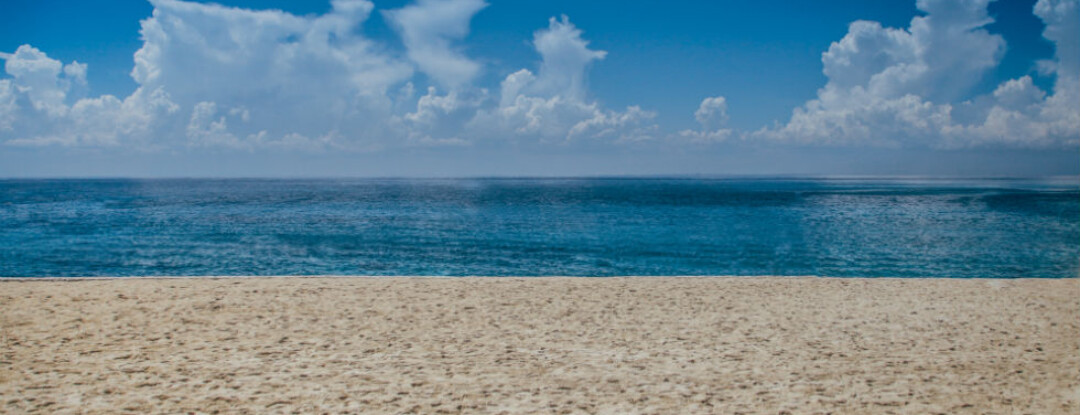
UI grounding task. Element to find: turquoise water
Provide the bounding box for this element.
[0,178,1076,277]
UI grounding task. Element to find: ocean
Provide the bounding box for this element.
[0,178,1076,278]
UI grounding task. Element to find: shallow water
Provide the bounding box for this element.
[1,178,1077,277]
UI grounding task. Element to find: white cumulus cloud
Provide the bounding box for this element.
[133,0,411,149]
[946,0,1079,147]
[1,45,85,118]
[394,86,485,146]
[1,0,411,150]
[384,0,488,89]
[755,0,1079,148]
[1,1,656,152]
[470,16,655,142]
[0,45,178,147]
[679,96,733,142]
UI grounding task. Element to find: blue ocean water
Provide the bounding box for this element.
[0,178,1077,278]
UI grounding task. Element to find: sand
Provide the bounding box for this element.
[1,277,1078,414]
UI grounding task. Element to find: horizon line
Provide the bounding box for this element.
[1,174,1078,181]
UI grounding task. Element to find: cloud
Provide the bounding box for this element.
[946,0,1079,147]
[527,15,608,101]
[186,101,242,148]
[1,0,412,149]
[394,86,485,146]
[1,45,85,117]
[679,96,733,142]
[694,96,729,129]
[0,45,178,147]
[756,0,1079,148]
[2,1,655,151]
[822,0,1005,102]
[184,101,346,151]
[1033,0,1080,139]
[384,0,487,88]
[1035,0,1078,79]
[470,16,655,142]
[132,0,411,148]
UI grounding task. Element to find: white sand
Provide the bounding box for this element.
[2,277,1078,414]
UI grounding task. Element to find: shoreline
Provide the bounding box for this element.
[3,277,1078,413]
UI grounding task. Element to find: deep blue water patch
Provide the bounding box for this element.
[0,178,1077,277]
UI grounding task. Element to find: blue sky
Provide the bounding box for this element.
[0,0,1076,177]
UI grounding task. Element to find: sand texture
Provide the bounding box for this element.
[2,277,1078,414]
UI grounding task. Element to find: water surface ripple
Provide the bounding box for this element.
[1,178,1076,277]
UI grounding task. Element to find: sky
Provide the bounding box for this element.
[0,0,1076,177]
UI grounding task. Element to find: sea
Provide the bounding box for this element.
[0,178,1077,278]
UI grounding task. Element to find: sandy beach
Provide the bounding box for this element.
[2,277,1077,414]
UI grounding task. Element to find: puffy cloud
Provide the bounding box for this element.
[0,45,85,117]
[567,105,656,142]
[1034,0,1080,138]
[524,15,607,101]
[1,0,412,149]
[186,101,241,148]
[470,16,655,142]
[757,0,1002,145]
[132,0,411,148]
[0,45,178,147]
[475,87,655,142]
[2,1,655,151]
[679,96,733,142]
[53,87,179,148]
[757,0,1078,148]
[1035,0,1078,78]
[947,0,1079,147]
[694,96,729,130]
[384,0,487,88]
[405,87,468,125]
[991,76,1046,110]
[395,86,484,146]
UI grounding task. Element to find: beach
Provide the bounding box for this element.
[2,277,1078,414]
